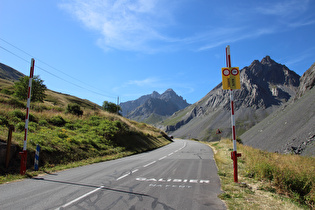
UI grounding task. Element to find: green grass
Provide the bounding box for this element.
[206,139,314,209]
[0,81,172,182]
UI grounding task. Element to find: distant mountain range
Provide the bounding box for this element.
[120,89,190,124]
[160,56,300,140]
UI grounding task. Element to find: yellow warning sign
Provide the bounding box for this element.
[221,67,240,90]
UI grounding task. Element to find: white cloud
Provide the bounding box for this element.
[127,77,160,87]
[59,0,314,53]
[198,27,276,51]
[59,0,173,52]
[255,0,309,17]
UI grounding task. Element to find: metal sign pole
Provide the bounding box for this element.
[225,46,241,183]
[20,58,35,175]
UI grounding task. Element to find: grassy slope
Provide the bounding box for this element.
[205,139,314,209]
[0,79,172,181]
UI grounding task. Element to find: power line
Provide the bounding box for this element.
[0,41,117,100]
[0,37,117,98]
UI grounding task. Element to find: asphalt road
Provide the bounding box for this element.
[0,139,226,210]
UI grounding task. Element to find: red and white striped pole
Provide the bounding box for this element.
[20,58,35,175]
[226,46,241,183]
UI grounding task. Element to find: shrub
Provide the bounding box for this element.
[1,88,14,95]
[88,116,101,126]
[0,116,9,126]
[8,98,25,108]
[38,119,48,126]
[29,113,38,122]
[16,122,25,132]
[31,103,50,112]
[9,110,25,120]
[236,137,243,144]
[50,116,66,126]
[28,122,38,132]
[66,103,83,116]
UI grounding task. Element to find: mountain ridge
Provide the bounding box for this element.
[120,88,190,124]
[161,56,300,141]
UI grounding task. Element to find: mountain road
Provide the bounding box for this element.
[0,139,226,210]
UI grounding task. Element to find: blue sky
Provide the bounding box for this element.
[1,0,315,105]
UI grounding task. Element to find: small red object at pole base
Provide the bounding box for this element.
[19,151,27,175]
[231,151,242,183]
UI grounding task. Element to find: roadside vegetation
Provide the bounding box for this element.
[0,78,172,183]
[206,139,314,209]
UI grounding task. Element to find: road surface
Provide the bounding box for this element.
[0,139,226,209]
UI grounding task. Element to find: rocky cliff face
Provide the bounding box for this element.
[163,56,300,141]
[241,61,315,156]
[294,62,315,99]
[120,89,190,124]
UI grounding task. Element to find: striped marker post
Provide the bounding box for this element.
[225,46,241,183]
[34,144,40,171]
[20,58,35,175]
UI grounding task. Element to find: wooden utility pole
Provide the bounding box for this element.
[5,125,14,168]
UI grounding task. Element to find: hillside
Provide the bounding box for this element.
[0,64,172,173]
[0,63,25,81]
[161,56,300,141]
[120,88,190,124]
[241,62,315,156]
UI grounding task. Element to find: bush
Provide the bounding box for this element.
[28,122,38,132]
[236,137,243,144]
[8,98,25,108]
[9,110,25,120]
[1,88,14,95]
[50,116,66,126]
[0,116,9,126]
[29,113,38,122]
[38,119,48,126]
[66,103,83,116]
[31,103,50,112]
[16,122,25,132]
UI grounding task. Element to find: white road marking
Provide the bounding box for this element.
[159,156,167,160]
[136,177,210,184]
[143,161,156,168]
[168,152,174,156]
[116,172,130,181]
[116,169,139,181]
[56,186,104,209]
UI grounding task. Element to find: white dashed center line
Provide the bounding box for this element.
[143,161,156,168]
[159,156,167,160]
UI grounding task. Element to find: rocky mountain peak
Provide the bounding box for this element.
[151,91,160,98]
[164,56,301,137]
[160,88,177,100]
[120,88,190,124]
[261,55,276,66]
[244,56,300,88]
